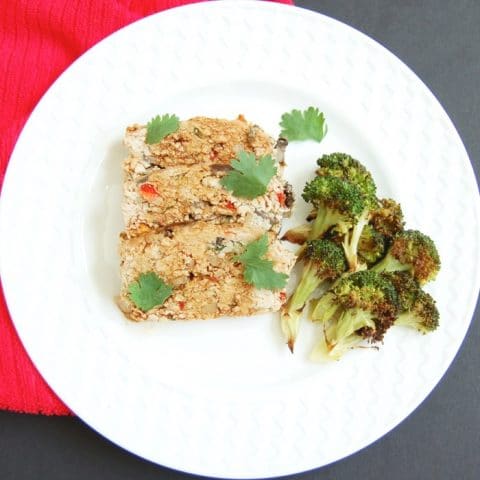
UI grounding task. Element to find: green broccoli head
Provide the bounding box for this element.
[304,239,347,280]
[381,271,419,311]
[312,270,399,350]
[333,270,398,326]
[396,289,439,334]
[302,175,366,239]
[370,198,405,239]
[302,174,366,216]
[358,224,387,266]
[301,168,378,272]
[281,239,347,352]
[316,153,377,208]
[372,229,441,285]
[383,271,439,334]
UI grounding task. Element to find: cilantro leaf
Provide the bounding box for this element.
[234,234,289,290]
[220,150,277,199]
[128,272,173,312]
[243,259,289,290]
[236,232,269,260]
[279,107,328,142]
[145,114,180,144]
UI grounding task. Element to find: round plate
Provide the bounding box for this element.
[1,2,479,478]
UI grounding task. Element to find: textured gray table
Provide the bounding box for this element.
[1,1,479,479]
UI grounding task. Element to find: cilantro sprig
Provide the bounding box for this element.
[279,107,327,142]
[128,272,173,312]
[145,114,180,144]
[220,150,277,199]
[234,234,288,290]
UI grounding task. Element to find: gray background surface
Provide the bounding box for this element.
[1,1,479,479]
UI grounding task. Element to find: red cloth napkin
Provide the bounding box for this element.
[0,0,294,415]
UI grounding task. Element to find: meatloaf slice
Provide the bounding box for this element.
[124,115,274,169]
[122,115,291,231]
[122,159,292,232]
[117,220,296,321]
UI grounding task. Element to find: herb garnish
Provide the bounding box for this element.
[279,107,327,142]
[234,234,288,290]
[145,114,180,144]
[128,272,173,312]
[220,150,276,199]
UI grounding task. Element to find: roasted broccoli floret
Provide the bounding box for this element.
[302,175,374,271]
[288,155,379,272]
[314,153,379,270]
[316,153,377,203]
[381,271,419,311]
[302,175,366,240]
[310,270,398,360]
[371,230,440,284]
[341,197,403,269]
[358,224,387,266]
[370,198,405,239]
[342,198,402,268]
[396,289,439,333]
[281,240,347,352]
[383,271,439,333]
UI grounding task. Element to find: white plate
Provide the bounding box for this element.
[1,1,479,478]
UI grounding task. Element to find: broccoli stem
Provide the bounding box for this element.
[395,313,420,331]
[310,331,364,361]
[287,262,324,313]
[309,335,330,361]
[282,223,311,245]
[328,334,365,359]
[312,308,375,361]
[309,208,341,240]
[281,263,324,352]
[280,309,301,353]
[310,292,340,323]
[342,210,369,272]
[371,254,410,274]
[336,309,376,339]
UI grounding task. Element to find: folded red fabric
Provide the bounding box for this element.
[0,0,294,416]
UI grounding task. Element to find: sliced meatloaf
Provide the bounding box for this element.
[122,115,291,231]
[117,221,296,321]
